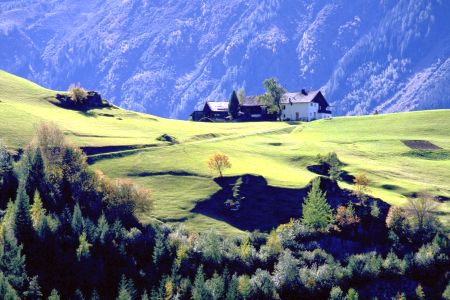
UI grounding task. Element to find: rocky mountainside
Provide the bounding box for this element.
[1,0,449,118]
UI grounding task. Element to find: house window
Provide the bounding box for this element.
[310,103,313,106]
[282,105,285,109]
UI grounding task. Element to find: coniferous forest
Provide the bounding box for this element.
[0,122,449,299]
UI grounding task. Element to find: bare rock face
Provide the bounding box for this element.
[1,0,449,118]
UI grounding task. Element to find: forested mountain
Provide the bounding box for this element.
[1,0,449,118]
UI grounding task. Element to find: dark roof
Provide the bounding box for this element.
[240,96,265,107]
[280,91,321,104]
[205,101,228,112]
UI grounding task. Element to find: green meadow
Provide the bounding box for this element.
[1,70,449,234]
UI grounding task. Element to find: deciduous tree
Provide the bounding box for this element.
[259,78,286,120]
[353,173,371,205]
[406,192,438,230]
[207,153,231,177]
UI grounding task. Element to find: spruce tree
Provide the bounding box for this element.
[71,203,85,236]
[301,178,333,230]
[0,229,27,292]
[0,140,17,208]
[152,228,166,266]
[30,192,46,228]
[48,289,60,300]
[12,184,33,245]
[0,271,20,300]
[192,265,208,300]
[226,274,239,300]
[228,90,240,120]
[24,275,42,300]
[117,276,133,300]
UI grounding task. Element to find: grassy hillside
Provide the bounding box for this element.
[1,70,449,234]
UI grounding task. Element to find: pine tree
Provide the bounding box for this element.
[90,290,100,300]
[48,289,60,300]
[0,271,20,300]
[117,276,133,300]
[0,229,27,292]
[71,203,84,236]
[141,290,149,300]
[346,288,359,300]
[228,90,240,120]
[192,266,208,300]
[30,192,46,228]
[76,232,92,260]
[96,214,109,245]
[12,184,33,245]
[0,140,17,208]
[415,284,425,300]
[329,286,344,300]
[152,228,166,266]
[301,179,333,230]
[226,274,239,300]
[20,146,45,203]
[74,289,85,300]
[24,275,42,300]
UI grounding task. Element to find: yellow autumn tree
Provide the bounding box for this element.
[207,153,231,177]
[353,173,371,205]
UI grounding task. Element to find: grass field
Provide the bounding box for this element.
[1,70,449,234]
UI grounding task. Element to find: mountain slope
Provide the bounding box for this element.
[1,0,449,118]
[0,70,449,232]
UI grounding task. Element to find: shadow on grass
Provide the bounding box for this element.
[307,164,355,184]
[191,175,362,232]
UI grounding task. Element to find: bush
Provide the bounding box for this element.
[68,84,88,104]
[273,250,300,293]
[156,134,178,144]
[382,251,406,276]
[329,286,345,300]
[347,252,382,280]
[250,269,277,299]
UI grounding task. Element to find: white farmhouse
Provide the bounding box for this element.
[280,90,332,121]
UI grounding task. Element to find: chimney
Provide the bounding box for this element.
[301,89,308,96]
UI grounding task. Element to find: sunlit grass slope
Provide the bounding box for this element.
[1,70,449,233]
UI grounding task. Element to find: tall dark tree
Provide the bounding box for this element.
[24,276,42,300]
[0,141,18,208]
[71,203,85,236]
[20,146,45,203]
[228,90,240,120]
[12,184,33,245]
[0,271,20,300]
[192,265,208,300]
[0,229,27,293]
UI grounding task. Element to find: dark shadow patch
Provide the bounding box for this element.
[191,175,367,232]
[381,184,401,191]
[437,195,450,203]
[307,165,354,184]
[402,140,442,150]
[81,144,159,156]
[98,113,115,117]
[268,142,283,146]
[290,156,303,162]
[128,171,206,178]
